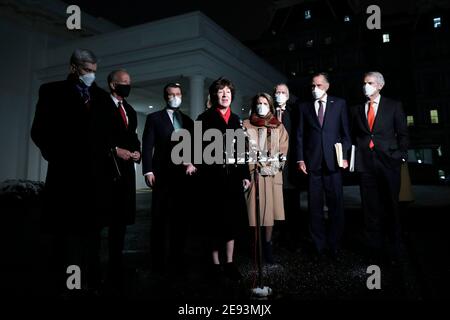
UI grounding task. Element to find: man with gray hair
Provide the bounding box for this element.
[31,48,111,296]
[272,83,303,252]
[350,71,409,265]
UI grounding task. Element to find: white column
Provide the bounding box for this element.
[189,74,205,119]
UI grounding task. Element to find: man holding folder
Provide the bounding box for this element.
[297,73,351,260]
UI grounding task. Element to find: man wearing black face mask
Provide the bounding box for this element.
[102,69,141,293]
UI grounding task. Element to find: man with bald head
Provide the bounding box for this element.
[272,83,303,251]
[103,69,141,292]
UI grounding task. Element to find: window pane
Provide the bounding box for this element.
[434,17,441,28]
[305,10,311,20]
[430,109,439,124]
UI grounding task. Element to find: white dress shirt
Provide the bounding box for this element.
[365,94,381,118]
[111,94,128,124]
[166,108,176,124]
[314,94,328,116]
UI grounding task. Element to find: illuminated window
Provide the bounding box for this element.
[430,109,439,124]
[434,17,441,29]
[407,115,414,126]
[344,15,351,22]
[383,33,390,43]
[305,10,311,20]
[306,39,314,47]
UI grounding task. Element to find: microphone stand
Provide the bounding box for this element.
[252,151,268,297]
[250,151,286,299]
[240,121,286,299]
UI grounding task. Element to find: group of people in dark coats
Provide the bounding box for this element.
[32,49,141,295]
[32,48,409,297]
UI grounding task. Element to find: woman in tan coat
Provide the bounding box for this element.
[243,92,289,264]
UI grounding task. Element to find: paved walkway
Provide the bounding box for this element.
[1,185,449,301]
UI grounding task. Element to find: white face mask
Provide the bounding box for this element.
[312,86,326,100]
[275,93,288,105]
[79,73,95,87]
[168,96,182,108]
[363,83,378,97]
[256,104,270,116]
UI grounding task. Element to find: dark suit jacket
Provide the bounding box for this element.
[296,96,351,172]
[102,95,141,225]
[280,103,301,188]
[142,109,194,181]
[31,76,112,232]
[351,96,409,172]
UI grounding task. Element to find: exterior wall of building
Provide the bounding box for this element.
[0,5,286,191]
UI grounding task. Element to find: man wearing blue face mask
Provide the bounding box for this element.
[31,48,112,296]
[350,71,409,266]
[142,82,196,277]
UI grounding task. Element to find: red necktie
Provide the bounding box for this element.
[367,100,375,149]
[118,101,128,128]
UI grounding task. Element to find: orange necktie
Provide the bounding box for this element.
[367,100,375,149]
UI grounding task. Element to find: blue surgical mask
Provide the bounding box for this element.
[275,93,288,105]
[168,96,182,108]
[79,73,95,87]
